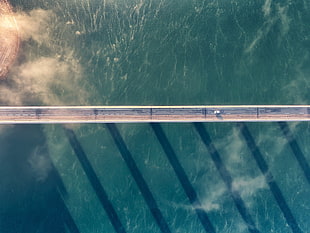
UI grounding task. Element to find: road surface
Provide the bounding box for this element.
[0,105,309,124]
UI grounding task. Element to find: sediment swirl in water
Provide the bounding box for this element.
[0,0,19,79]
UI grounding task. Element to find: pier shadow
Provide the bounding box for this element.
[105,123,171,233]
[150,123,215,233]
[236,123,302,233]
[193,122,259,233]
[278,122,310,185]
[63,127,126,233]
[0,125,78,233]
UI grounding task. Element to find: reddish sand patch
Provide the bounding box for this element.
[0,0,19,79]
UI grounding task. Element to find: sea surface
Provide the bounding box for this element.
[0,0,309,232]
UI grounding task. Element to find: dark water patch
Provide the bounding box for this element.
[278,122,310,185]
[237,123,303,233]
[105,123,171,233]
[194,122,259,233]
[0,125,72,233]
[57,193,80,233]
[150,123,215,233]
[63,127,126,233]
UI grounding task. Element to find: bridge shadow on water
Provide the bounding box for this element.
[2,122,306,233]
[63,127,126,233]
[150,123,216,233]
[105,123,171,233]
[236,122,303,233]
[0,125,78,233]
[64,122,307,233]
[193,122,259,233]
[278,122,310,185]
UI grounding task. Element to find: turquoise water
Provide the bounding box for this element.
[0,0,309,232]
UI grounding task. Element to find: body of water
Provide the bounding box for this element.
[0,0,309,232]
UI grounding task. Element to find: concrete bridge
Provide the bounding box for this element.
[0,105,309,124]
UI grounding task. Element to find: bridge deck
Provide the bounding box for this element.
[0,105,309,124]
